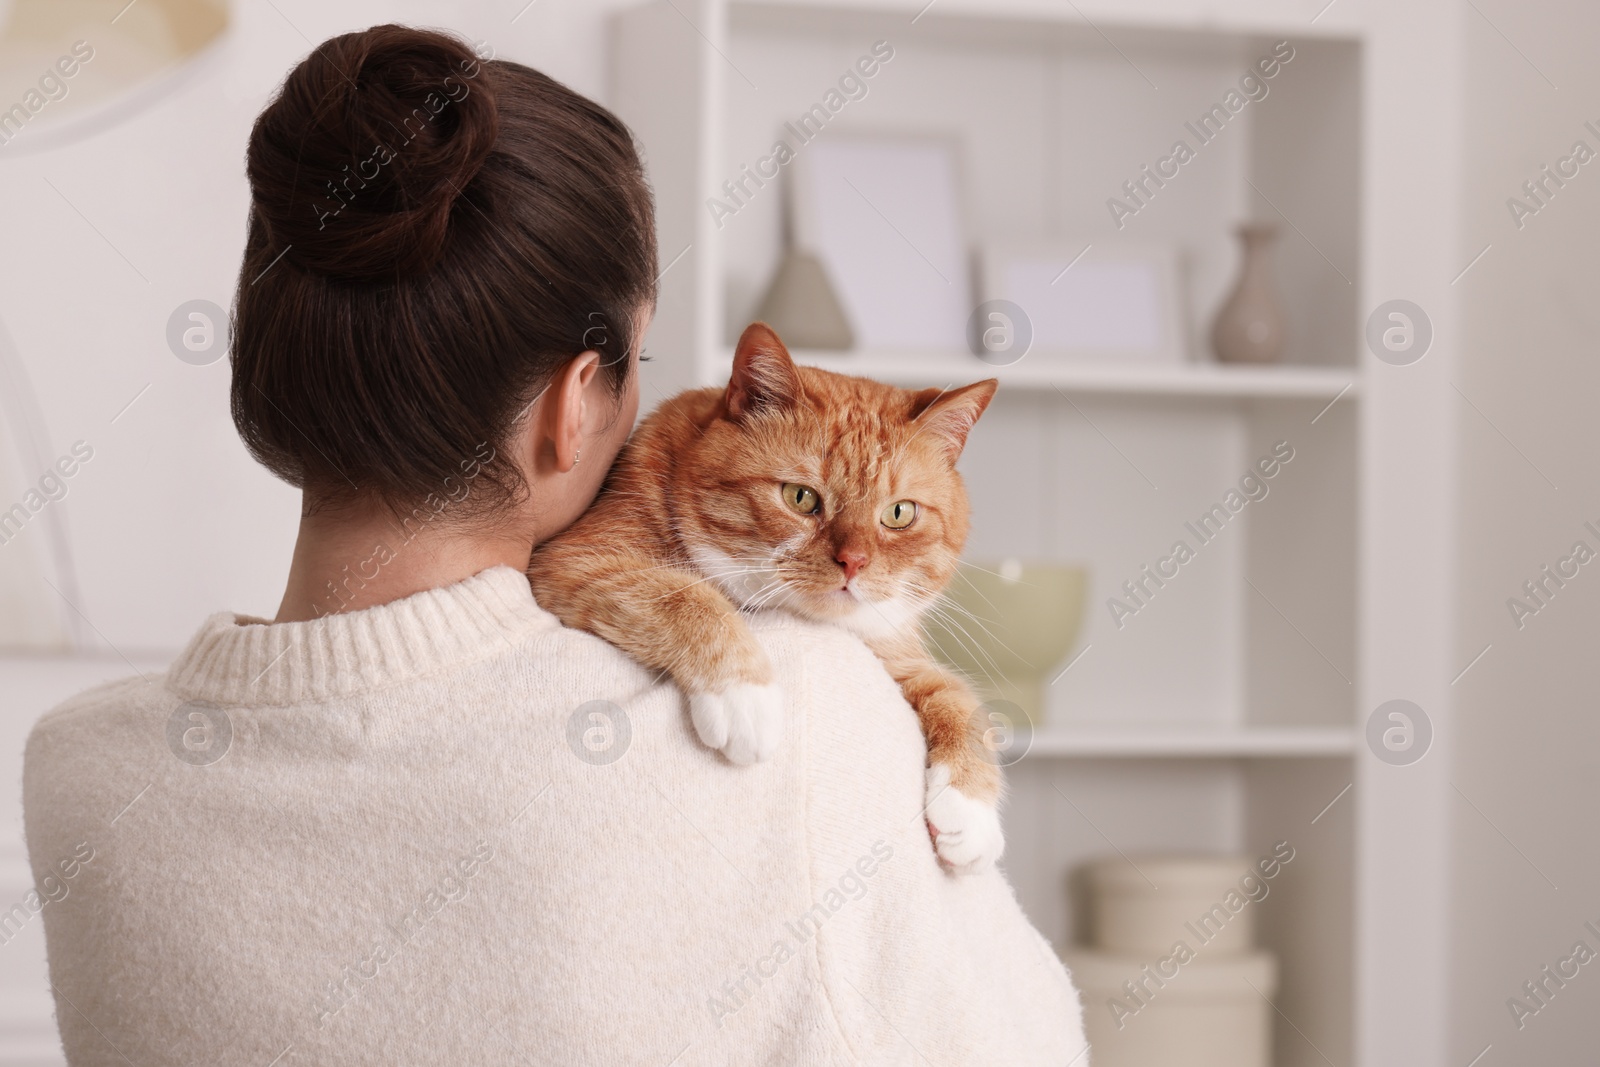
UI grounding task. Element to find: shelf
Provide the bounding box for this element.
[731,1,1365,50]
[722,348,1360,400]
[1021,725,1357,759]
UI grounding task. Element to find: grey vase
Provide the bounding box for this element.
[1211,223,1286,364]
[754,248,854,351]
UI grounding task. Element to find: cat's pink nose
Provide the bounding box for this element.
[835,550,868,580]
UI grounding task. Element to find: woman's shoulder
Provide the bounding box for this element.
[27,674,165,760]
[741,612,927,777]
[23,674,171,877]
[744,613,914,715]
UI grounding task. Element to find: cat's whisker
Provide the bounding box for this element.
[932,629,1022,699]
[742,574,799,615]
[932,573,1064,687]
[917,623,1000,694]
[948,569,1012,621]
[902,588,998,655]
[913,602,1010,693]
[955,559,1049,590]
[921,607,1004,675]
[641,567,756,603]
[902,580,1013,644]
[899,584,1020,691]
[856,589,919,640]
[906,583,1026,667]
[745,587,793,615]
[735,572,783,604]
[610,555,778,579]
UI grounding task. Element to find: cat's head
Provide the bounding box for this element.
[674,322,996,638]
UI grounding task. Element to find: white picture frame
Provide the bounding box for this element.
[977,241,1188,364]
[789,133,969,351]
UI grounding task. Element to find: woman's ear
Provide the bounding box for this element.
[548,350,603,472]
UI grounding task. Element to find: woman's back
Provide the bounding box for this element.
[24,566,1085,1066]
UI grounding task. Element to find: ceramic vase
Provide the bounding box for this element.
[1210,223,1286,364]
[754,248,854,350]
[753,174,854,351]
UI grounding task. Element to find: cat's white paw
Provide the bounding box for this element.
[924,763,1004,874]
[689,682,784,765]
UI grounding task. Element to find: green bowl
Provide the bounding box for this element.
[923,560,1088,725]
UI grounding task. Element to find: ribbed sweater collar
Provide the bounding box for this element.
[165,565,556,706]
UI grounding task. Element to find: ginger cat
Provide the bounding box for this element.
[530,323,1004,872]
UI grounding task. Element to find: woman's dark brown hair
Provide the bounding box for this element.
[231,24,657,513]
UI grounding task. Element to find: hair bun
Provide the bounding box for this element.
[247,24,498,280]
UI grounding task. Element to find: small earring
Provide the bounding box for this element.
[573,448,581,466]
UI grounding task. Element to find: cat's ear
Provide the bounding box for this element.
[726,322,803,420]
[909,379,999,460]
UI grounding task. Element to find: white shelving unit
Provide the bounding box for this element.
[612,2,1461,1065]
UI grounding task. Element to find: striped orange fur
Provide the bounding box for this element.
[530,323,1005,870]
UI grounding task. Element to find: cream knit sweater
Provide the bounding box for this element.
[23,565,1087,1066]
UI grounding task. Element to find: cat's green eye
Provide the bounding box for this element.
[782,483,821,515]
[881,500,917,530]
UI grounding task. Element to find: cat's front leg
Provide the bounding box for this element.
[531,548,783,764]
[868,637,1005,874]
[631,573,785,765]
[685,668,785,766]
[914,686,1005,874]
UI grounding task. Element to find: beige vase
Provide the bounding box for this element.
[1210,223,1286,364]
[754,247,854,351]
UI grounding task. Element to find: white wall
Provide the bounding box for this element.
[1451,1,1600,1061]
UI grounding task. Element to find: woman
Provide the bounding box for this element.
[23,25,1086,1066]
